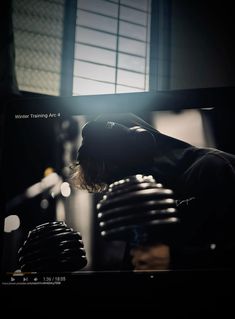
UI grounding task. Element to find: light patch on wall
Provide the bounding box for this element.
[153,109,208,147]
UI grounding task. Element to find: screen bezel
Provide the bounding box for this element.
[1,86,235,290]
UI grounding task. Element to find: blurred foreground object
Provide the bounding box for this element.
[18,221,87,272]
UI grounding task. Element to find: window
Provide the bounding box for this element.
[73,0,152,95]
[13,0,151,96]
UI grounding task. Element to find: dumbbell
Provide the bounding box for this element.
[18,221,87,272]
[97,174,179,246]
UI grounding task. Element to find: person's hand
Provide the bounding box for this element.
[130,243,170,271]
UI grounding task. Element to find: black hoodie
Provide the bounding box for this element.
[91,113,235,269]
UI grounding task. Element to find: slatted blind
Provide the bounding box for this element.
[13,0,65,95]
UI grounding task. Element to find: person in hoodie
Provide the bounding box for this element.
[71,113,235,271]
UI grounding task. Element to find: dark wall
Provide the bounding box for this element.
[170,1,235,154]
[170,1,235,90]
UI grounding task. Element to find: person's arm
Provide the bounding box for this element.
[130,244,170,271]
[174,151,235,269]
[130,151,235,270]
